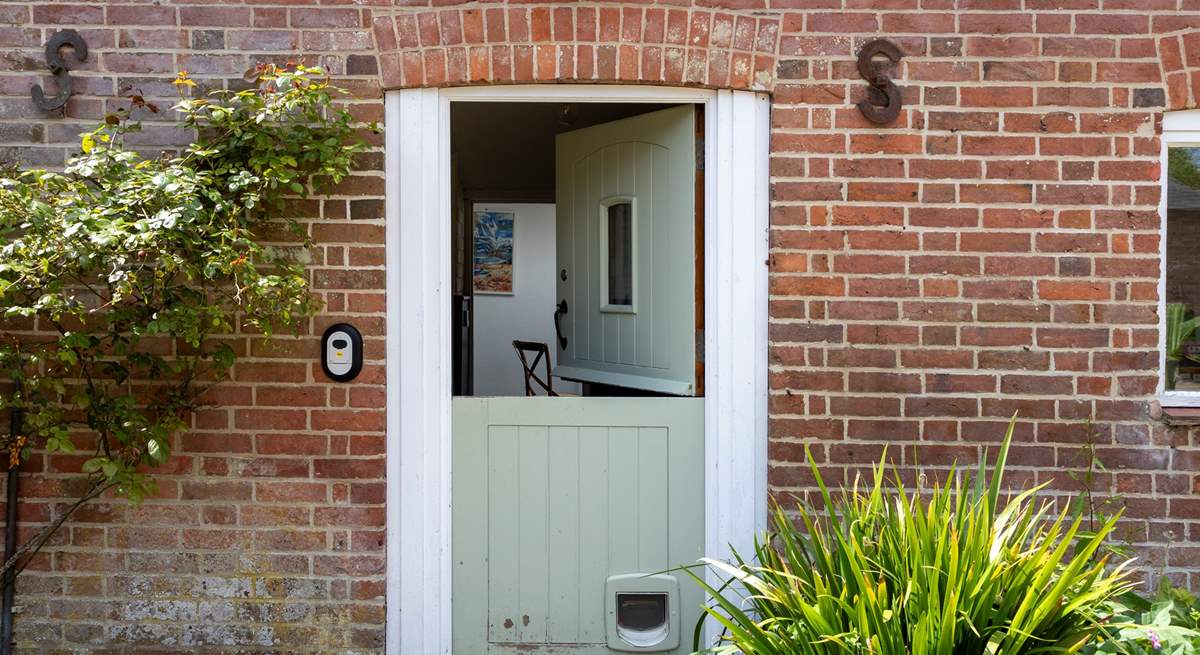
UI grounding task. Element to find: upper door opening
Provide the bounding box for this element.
[450,101,703,398]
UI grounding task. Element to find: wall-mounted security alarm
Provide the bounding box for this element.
[321,323,363,382]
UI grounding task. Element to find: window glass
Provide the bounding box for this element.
[607,202,633,306]
[1166,146,1200,392]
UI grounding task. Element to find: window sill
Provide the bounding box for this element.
[1161,406,1200,426]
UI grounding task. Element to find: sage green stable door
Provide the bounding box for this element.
[452,106,705,653]
[452,398,704,654]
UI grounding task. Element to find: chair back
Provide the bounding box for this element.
[512,340,557,397]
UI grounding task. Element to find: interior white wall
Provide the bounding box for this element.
[472,202,580,396]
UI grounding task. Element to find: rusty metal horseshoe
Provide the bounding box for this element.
[856,38,903,125]
[859,80,903,125]
[31,30,88,112]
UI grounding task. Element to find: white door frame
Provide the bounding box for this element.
[384,85,770,654]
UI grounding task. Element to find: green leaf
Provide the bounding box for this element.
[100,461,119,479]
[692,418,1137,655]
[146,437,170,464]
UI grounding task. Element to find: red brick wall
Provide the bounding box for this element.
[371,4,781,89]
[2,0,1200,651]
[0,3,387,652]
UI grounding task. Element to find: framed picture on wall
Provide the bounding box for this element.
[472,210,515,294]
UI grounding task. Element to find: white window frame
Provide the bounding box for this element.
[384,85,771,654]
[1159,110,1200,407]
[599,195,638,314]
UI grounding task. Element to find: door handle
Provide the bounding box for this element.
[553,300,568,350]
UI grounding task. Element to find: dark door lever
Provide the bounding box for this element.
[553,300,568,350]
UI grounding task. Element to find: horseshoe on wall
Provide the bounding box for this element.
[31,29,88,112]
[855,38,903,125]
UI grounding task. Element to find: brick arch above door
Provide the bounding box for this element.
[1160,29,1200,111]
[371,3,781,91]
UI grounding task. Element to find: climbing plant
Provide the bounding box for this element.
[0,64,365,576]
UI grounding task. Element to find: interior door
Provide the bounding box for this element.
[554,106,697,396]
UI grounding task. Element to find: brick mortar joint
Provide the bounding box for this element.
[369,1,782,91]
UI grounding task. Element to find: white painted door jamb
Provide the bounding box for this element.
[385,85,769,654]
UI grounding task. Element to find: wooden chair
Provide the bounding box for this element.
[512,340,558,397]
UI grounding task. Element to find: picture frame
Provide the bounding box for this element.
[472,210,515,295]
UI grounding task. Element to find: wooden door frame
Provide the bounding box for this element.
[384,85,770,654]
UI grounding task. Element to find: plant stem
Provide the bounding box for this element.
[0,479,115,579]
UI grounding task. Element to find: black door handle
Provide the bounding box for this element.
[553,300,568,350]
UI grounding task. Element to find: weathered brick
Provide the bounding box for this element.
[179,6,251,27]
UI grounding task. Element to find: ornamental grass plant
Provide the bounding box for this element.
[689,419,1136,655]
